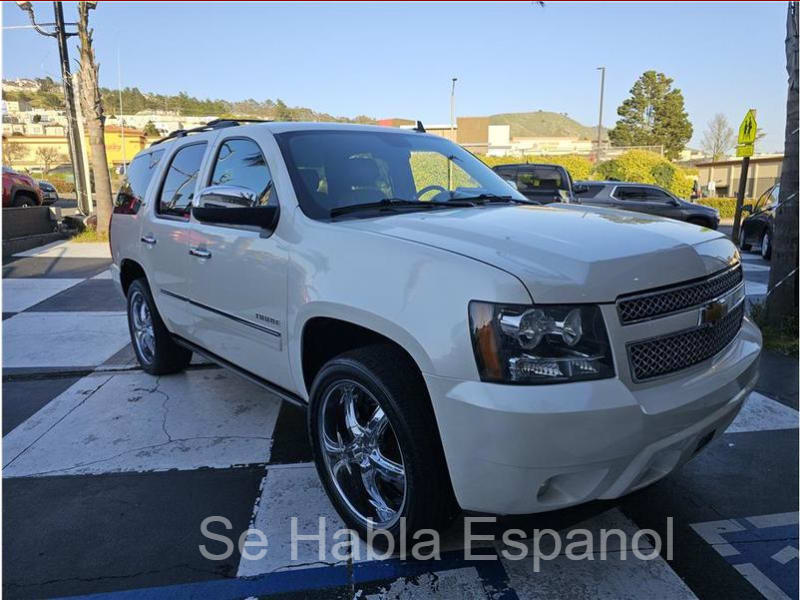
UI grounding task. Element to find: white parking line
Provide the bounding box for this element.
[2,311,130,368]
[728,392,798,433]
[2,278,84,312]
[3,368,282,477]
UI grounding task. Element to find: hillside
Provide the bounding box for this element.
[2,78,377,124]
[489,111,607,140]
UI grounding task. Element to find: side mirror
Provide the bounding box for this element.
[573,183,589,194]
[505,179,518,191]
[193,185,279,231]
[742,204,753,213]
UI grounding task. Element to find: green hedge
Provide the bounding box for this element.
[695,197,753,219]
[591,150,693,198]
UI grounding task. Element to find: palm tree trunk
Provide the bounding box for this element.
[77,2,113,234]
[766,1,799,325]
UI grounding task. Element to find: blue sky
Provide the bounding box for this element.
[2,1,789,151]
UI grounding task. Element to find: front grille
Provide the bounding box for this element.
[618,265,743,324]
[627,301,744,381]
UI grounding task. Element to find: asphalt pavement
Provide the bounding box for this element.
[1,239,797,600]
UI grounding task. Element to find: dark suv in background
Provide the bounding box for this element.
[573,181,719,229]
[739,183,778,260]
[493,163,575,204]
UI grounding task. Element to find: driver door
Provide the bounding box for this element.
[188,136,292,390]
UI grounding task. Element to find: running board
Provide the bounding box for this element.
[172,335,307,409]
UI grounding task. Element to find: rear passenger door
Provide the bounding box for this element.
[141,141,210,338]
[188,136,292,390]
[612,186,678,219]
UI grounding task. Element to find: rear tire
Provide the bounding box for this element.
[308,344,457,546]
[126,278,192,375]
[761,230,772,260]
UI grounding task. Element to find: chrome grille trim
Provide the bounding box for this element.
[626,300,745,382]
[617,264,743,325]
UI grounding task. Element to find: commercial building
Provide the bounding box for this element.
[696,155,783,198]
[3,126,149,171]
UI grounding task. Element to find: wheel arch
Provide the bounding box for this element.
[119,258,148,296]
[297,308,434,400]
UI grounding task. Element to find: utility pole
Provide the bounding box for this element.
[596,67,606,163]
[17,2,90,214]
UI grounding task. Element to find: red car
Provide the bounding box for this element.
[2,166,43,207]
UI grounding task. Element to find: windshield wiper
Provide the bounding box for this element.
[329,198,476,218]
[452,193,539,205]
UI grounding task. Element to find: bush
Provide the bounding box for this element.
[477,154,594,181]
[695,197,741,219]
[591,150,693,198]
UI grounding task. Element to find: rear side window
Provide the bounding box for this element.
[158,143,207,218]
[517,167,565,192]
[576,184,605,198]
[114,150,164,214]
[209,138,276,207]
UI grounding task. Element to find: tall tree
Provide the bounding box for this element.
[77,1,113,234]
[608,71,693,160]
[766,1,799,325]
[701,114,735,160]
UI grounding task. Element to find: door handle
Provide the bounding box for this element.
[140,235,157,245]
[189,247,212,259]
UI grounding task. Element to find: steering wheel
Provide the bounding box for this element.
[416,185,448,200]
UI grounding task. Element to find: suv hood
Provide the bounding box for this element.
[342,204,738,303]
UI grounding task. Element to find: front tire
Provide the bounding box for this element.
[761,230,772,260]
[308,345,457,544]
[126,278,192,375]
[739,228,752,252]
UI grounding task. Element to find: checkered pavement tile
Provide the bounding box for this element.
[1,240,796,599]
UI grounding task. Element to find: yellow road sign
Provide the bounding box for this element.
[738,109,757,145]
[736,143,754,157]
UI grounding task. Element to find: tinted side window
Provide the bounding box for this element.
[209,138,276,207]
[643,187,672,202]
[158,143,207,218]
[615,186,648,200]
[576,184,605,198]
[494,167,517,183]
[517,167,564,192]
[114,150,164,214]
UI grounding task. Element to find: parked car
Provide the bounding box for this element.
[2,166,43,207]
[573,181,720,229]
[492,163,576,204]
[739,184,778,260]
[111,120,760,542]
[37,180,59,205]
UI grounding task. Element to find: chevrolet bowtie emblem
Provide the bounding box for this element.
[698,285,744,328]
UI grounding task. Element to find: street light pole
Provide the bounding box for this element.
[17,2,89,214]
[450,77,458,142]
[596,66,606,163]
[449,77,457,190]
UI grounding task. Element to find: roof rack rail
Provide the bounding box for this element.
[150,118,273,147]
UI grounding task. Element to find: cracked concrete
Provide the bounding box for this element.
[3,368,281,477]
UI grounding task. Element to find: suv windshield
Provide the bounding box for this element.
[275,129,527,219]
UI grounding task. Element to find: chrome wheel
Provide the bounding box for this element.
[319,380,406,528]
[130,290,156,364]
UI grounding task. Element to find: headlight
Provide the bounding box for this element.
[468,301,615,384]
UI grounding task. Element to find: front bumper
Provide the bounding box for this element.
[424,317,761,514]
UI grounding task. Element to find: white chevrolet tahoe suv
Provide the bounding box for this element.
[111,120,761,540]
